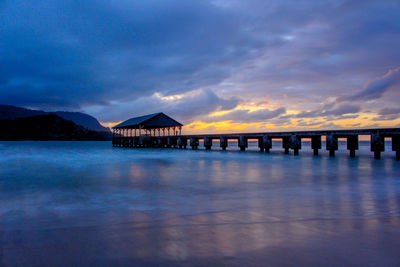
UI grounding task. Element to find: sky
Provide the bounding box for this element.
[1,0,400,133]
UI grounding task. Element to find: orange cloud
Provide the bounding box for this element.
[101,111,400,134]
[100,121,122,129]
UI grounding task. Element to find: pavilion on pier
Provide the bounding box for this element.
[112,112,183,137]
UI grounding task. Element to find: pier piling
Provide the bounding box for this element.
[263,136,272,153]
[282,137,289,154]
[220,137,228,150]
[371,133,384,159]
[258,137,264,152]
[326,135,338,157]
[167,137,177,148]
[311,136,321,156]
[289,135,301,156]
[204,137,212,150]
[112,127,400,160]
[392,135,400,160]
[347,135,358,158]
[177,137,187,149]
[190,137,199,150]
[238,136,248,151]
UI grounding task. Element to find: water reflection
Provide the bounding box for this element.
[1,141,400,266]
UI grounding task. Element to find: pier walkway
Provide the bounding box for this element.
[112,128,400,160]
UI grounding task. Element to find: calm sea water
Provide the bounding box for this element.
[1,141,400,266]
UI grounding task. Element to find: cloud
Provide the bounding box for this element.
[206,107,286,123]
[341,67,400,101]
[378,107,400,115]
[294,104,361,119]
[0,0,399,129]
[86,89,240,123]
[0,0,263,109]
[372,107,400,121]
[295,120,324,127]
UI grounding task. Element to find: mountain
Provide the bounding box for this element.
[0,104,46,120]
[0,104,109,132]
[0,114,110,140]
[53,111,109,132]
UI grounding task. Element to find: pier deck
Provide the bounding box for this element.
[112,128,400,160]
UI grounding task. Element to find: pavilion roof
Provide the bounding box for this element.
[112,112,183,129]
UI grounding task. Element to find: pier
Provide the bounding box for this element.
[112,113,400,160]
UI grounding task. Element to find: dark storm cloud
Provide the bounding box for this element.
[0,0,261,109]
[0,0,399,125]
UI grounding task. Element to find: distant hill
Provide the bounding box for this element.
[0,104,109,132]
[53,111,109,132]
[0,114,111,140]
[0,104,46,120]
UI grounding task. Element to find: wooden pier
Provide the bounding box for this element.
[113,128,400,160]
[111,113,400,160]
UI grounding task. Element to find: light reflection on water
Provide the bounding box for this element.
[0,141,400,266]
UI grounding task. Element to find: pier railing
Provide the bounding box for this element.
[112,128,400,160]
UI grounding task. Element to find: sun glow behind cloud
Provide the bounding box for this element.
[101,98,400,133]
[101,121,122,128]
[153,92,186,101]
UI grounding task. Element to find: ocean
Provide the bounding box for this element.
[1,141,400,266]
